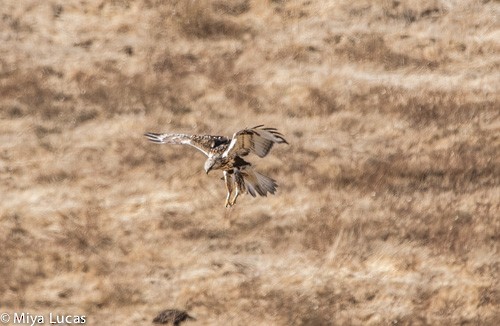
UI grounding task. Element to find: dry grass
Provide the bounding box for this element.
[1,0,499,325]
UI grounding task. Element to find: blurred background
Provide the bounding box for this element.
[1,0,499,324]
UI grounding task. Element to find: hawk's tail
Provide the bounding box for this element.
[237,167,277,197]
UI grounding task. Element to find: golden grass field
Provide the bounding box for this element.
[1,0,499,324]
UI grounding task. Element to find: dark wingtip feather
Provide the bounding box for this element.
[252,124,265,129]
[144,132,164,143]
[274,134,289,144]
[265,127,289,144]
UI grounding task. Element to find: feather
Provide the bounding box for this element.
[144,132,229,157]
[238,166,277,197]
[223,125,288,158]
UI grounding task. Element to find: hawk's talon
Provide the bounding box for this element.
[229,193,239,206]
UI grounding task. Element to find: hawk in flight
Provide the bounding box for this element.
[144,125,288,207]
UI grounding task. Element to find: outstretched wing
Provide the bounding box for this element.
[223,125,288,158]
[144,132,229,157]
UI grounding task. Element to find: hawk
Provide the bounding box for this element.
[152,309,195,325]
[144,125,288,207]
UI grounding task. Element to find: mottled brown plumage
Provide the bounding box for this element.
[152,309,195,325]
[144,125,288,207]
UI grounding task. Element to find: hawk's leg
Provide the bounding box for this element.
[230,169,245,206]
[223,171,234,207]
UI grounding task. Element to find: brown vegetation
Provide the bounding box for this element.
[1,0,499,324]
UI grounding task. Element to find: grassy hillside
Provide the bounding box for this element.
[1,0,498,324]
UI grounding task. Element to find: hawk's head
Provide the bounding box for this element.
[204,156,219,174]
